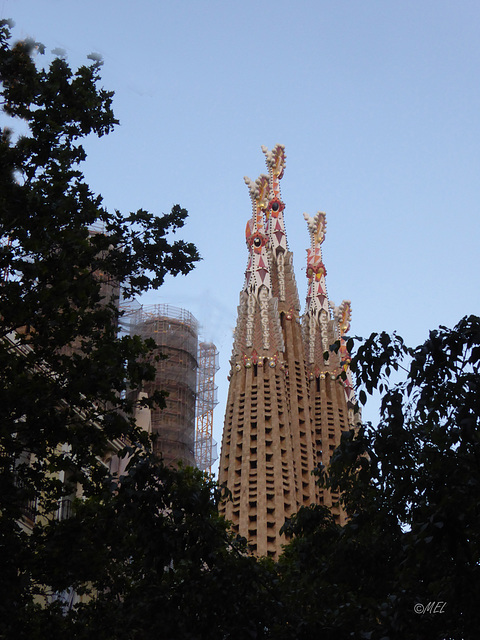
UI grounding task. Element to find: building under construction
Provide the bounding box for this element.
[195,342,219,472]
[128,304,218,470]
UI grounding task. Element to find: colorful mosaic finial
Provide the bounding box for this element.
[262,145,288,255]
[336,300,352,336]
[260,145,288,301]
[303,211,331,365]
[304,212,329,312]
[262,143,286,198]
[233,145,299,359]
[243,174,271,292]
[331,300,355,405]
[304,211,326,248]
[241,174,273,350]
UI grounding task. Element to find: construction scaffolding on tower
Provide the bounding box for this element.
[126,304,199,468]
[195,342,219,473]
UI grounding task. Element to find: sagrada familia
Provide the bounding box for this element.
[218,144,357,559]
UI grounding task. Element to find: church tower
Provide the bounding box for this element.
[218,145,354,558]
[302,212,355,519]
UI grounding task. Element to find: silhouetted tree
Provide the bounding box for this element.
[0,18,202,635]
[278,315,480,640]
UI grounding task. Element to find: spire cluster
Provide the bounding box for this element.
[219,145,357,557]
[233,144,353,392]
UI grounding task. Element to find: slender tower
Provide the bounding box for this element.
[218,146,354,557]
[302,212,354,523]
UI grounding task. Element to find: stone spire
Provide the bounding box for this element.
[219,145,353,559]
[232,173,284,362]
[302,211,356,418]
[303,211,331,368]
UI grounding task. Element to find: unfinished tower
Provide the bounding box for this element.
[218,145,354,558]
[195,342,220,473]
[131,304,198,467]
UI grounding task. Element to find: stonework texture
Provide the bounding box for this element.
[218,145,356,558]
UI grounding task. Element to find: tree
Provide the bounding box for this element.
[18,457,280,639]
[0,18,202,634]
[277,315,480,639]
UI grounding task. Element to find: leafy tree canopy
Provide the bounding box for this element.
[278,315,480,640]
[0,17,199,489]
[16,459,280,639]
[0,18,206,634]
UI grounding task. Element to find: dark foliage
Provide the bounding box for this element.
[0,19,204,636]
[278,315,480,639]
[15,459,279,640]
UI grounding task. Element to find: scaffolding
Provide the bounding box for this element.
[129,304,199,468]
[195,342,219,473]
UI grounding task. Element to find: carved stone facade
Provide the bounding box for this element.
[218,145,356,558]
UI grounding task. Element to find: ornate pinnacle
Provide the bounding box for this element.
[339,300,352,336]
[303,211,327,249]
[244,174,270,210]
[262,143,286,180]
[244,174,270,243]
[262,144,286,202]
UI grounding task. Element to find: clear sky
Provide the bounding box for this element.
[3,0,479,472]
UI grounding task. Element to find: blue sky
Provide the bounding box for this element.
[3,0,480,470]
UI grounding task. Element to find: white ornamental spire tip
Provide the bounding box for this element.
[261,144,286,178]
[303,211,327,248]
[245,174,270,205]
[330,300,352,335]
[244,175,255,197]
